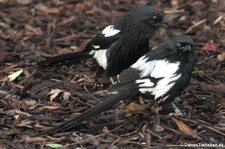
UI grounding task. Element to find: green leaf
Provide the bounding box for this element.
[8,69,23,81]
[46,143,63,148]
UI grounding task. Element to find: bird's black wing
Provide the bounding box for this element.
[37,25,121,67]
[32,89,138,137]
[84,26,121,51]
[108,48,177,96]
[109,53,159,92]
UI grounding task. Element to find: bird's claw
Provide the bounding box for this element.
[169,103,185,116]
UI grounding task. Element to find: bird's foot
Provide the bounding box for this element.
[169,103,185,116]
[153,110,164,132]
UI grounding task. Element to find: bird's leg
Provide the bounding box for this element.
[109,75,120,84]
[141,98,164,132]
[92,68,106,88]
[142,98,164,131]
[109,77,116,84]
[169,102,184,116]
[145,103,164,132]
[152,103,164,132]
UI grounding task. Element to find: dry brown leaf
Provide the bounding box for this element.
[47,89,63,101]
[207,84,225,94]
[16,0,32,5]
[33,123,47,129]
[25,24,43,36]
[16,136,63,143]
[14,109,30,116]
[213,15,223,25]
[20,99,37,110]
[35,3,60,14]
[16,120,33,128]
[63,91,71,100]
[16,137,49,143]
[171,0,178,7]
[0,144,6,149]
[0,0,8,3]
[172,117,201,140]
[102,126,110,133]
[217,52,225,61]
[47,89,71,101]
[75,1,92,11]
[40,105,60,110]
[58,16,76,26]
[125,103,145,112]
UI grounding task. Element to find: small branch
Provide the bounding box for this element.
[185,19,207,33]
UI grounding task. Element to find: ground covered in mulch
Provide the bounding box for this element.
[0,0,225,148]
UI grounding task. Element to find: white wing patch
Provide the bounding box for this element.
[136,59,181,101]
[153,74,181,101]
[151,60,180,78]
[89,50,107,70]
[92,45,100,49]
[136,79,154,88]
[131,55,156,77]
[102,25,120,37]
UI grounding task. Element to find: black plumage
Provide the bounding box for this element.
[113,35,197,105]
[38,6,167,78]
[32,35,197,137]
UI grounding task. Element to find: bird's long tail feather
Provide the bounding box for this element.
[37,51,91,67]
[31,90,138,137]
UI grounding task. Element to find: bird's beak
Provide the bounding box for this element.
[182,45,192,51]
[157,21,168,29]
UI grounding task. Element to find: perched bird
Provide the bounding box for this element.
[38,6,167,82]
[32,35,197,137]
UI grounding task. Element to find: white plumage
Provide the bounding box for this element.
[131,55,156,77]
[133,58,181,100]
[88,25,121,70]
[151,60,180,78]
[102,25,120,37]
[153,74,181,101]
[92,45,100,49]
[89,50,108,69]
[136,79,154,88]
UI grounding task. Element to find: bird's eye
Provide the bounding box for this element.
[149,19,155,24]
[176,42,181,47]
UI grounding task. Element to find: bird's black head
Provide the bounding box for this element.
[116,6,167,39]
[163,35,196,62]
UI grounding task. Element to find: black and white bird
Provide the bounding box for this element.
[38,6,167,82]
[33,35,197,137]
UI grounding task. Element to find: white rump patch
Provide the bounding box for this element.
[89,50,107,70]
[102,25,120,37]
